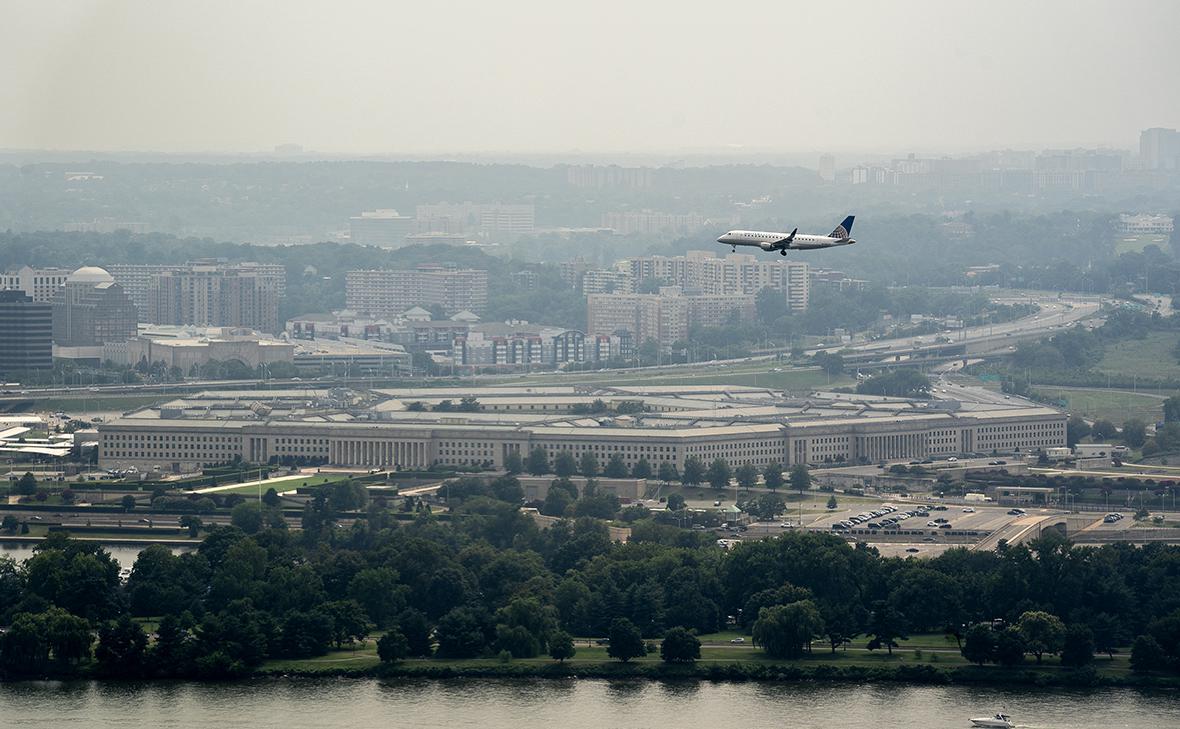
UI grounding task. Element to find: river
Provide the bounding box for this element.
[0,541,192,569]
[0,678,1174,728]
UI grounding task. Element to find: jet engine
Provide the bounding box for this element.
[759,241,775,251]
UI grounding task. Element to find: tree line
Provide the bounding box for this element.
[5,474,1180,678]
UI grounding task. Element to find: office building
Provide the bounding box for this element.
[50,267,138,348]
[0,291,52,375]
[565,165,653,190]
[349,209,415,247]
[346,265,488,317]
[97,384,1068,475]
[1116,213,1174,235]
[0,266,71,303]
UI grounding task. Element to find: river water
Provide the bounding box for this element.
[0,541,192,569]
[0,677,1174,729]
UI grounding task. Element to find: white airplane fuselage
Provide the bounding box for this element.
[717,230,856,252]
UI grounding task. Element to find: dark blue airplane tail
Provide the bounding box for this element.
[829,215,855,239]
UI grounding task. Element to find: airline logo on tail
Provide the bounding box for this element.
[829,215,855,240]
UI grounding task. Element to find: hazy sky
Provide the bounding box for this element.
[3,0,1179,156]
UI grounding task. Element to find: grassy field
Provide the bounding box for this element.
[260,631,1134,677]
[1096,331,1180,381]
[196,473,355,495]
[1034,386,1166,423]
[7,395,169,415]
[1115,233,1171,255]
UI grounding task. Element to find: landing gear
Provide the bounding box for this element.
[780,249,787,256]
[731,246,736,252]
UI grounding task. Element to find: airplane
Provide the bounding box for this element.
[716,215,856,255]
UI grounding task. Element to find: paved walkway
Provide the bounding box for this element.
[189,473,309,495]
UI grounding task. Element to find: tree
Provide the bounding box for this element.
[573,492,620,520]
[706,458,731,490]
[1123,419,1148,449]
[504,451,523,475]
[752,601,825,659]
[1165,396,1180,423]
[866,604,907,656]
[1131,634,1168,672]
[814,351,844,376]
[579,451,599,478]
[735,463,759,490]
[789,464,811,495]
[961,624,995,665]
[179,515,202,538]
[0,515,18,534]
[631,458,652,480]
[541,480,577,517]
[554,451,577,479]
[1091,420,1118,442]
[856,370,931,398]
[994,627,1026,666]
[603,454,628,478]
[121,494,137,512]
[527,447,550,476]
[230,501,263,534]
[377,630,409,663]
[15,472,36,496]
[1016,610,1066,664]
[396,609,433,657]
[1060,624,1095,668]
[657,462,678,483]
[763,464,784,491]
[682,456,705,486]
[1067,416,1092,447]
[262,488,282,508]
[548,630,576,662]
[95,614,148,678]
[607,617,647,663]
[1089,613,1126,659]
[434,606,491,659]
[826,494,838,510]
[666,493,686,511]
[660,626,701,664]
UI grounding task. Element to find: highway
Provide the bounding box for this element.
[0,290,1102,405]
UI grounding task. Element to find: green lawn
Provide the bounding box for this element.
[1034,386,1166,423]
[1095,331,1180,381]
[198,473,354,495]
[260,633,1135,676]
[11,395,168,415]
[1115,233,1170,255]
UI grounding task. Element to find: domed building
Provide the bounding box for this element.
[51,266,139,348]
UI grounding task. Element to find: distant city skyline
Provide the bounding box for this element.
[2,1,1177,156]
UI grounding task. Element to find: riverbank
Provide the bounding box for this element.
[253,650,1180,689]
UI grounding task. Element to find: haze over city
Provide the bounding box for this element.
[4,0,1180,156]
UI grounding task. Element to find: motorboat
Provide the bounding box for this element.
[970,714,1014,728]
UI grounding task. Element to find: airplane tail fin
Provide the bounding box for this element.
[829,215,855,239]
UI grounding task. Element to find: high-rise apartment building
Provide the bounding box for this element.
[346,266,489,318]
[1141,128,1180,171]
[586,290,689,351]
[819,154,836,182]
[600,210,705,236]
[149,264,281,332]
[110,262,286,321]
[622,252,809,311]
[0,266,71,302]
[51,267,138,347]
[415,203,534,238]
[0,291,52,374]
